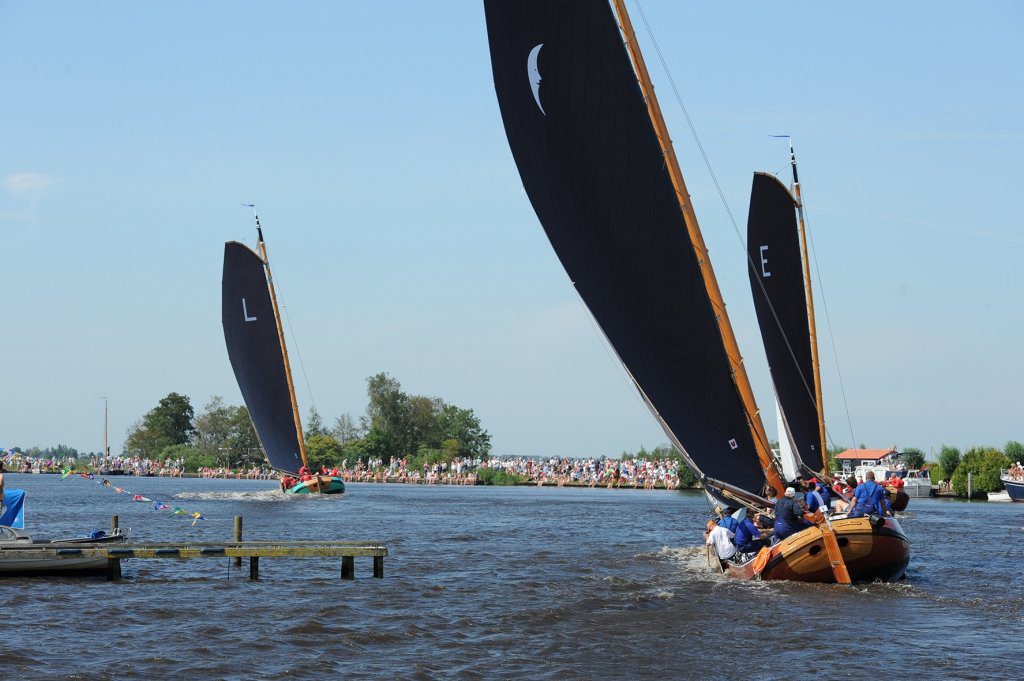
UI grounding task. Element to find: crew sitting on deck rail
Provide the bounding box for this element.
[805,480,829,514]
[734,512,771,555]
[847,471,891,518]
[773,487,812,541]
[716,507,740,534]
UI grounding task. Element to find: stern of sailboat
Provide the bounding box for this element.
[285,476,346,495]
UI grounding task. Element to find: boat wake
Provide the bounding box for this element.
[653,545,733,583]
[173,490,330,502]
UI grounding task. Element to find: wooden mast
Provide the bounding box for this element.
[611,0,784,497]
[254,215,310,472]
[785,142,851,585]
[787,141,828,472]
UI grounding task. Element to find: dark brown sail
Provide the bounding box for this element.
[221,241,304,474]
[484,0,766,493]
[746,172,824,472]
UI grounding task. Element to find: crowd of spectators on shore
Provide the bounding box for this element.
[5,449,685,490]
[3,453,188,477]
[335,455,684,489]
[197,466,276,480]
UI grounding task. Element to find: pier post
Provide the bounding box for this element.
[968,472,973,500]
[341,556,355,580]
[373,555,384,579]
[111,515,119,534]
[233,516,243,567]
[249,556,259,580]
[106,558,121,581]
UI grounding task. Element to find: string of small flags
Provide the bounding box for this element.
[62,468,206,526]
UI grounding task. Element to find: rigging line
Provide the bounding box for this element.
[633,3,827,462]
[275,279,319,418]
[252,227,319,418]
[633,1,743,246]
[800,199,856,448]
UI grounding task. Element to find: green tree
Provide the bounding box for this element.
[358,371,492,463]
[123,420,164,458]
[951,447,1011,498]
[228,406,262,467]
[148,392,195,446]
[827,444,847,473]
[306,433,344,470]
[937,445,961,482]
[164,443,216,472]
[192,397,261,468]
[338,437,368,467]
[1005,440,1024,463]
[363,372,407,460]
[900,447,926,470]
[193,396,234,462]
[436,405,491,459]
[407,395,444,453]
[125,392,195,458]
[305,407,328,439]
[331,413,363,443]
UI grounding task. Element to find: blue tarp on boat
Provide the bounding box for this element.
[1,490,26,528]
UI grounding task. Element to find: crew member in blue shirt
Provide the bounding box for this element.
[734,512,770,554]
[847,471,891,518]
[774,487,812,540]
[805,480,830,514]
[716,507,740,534]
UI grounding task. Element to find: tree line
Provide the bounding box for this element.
[118,372,492,473]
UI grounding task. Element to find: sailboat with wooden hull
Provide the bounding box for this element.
[221,217,344,495]
[741,150,909,580]
[484,0,907,583]
[725,516,909,582]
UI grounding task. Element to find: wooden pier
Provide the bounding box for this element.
[0,517,387,581]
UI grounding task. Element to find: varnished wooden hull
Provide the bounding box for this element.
[286,476,345,495]
[723,517,909,583]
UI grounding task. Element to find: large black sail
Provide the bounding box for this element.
[746,173,824,472]
[222,241,304,473]
[484,0,766,493]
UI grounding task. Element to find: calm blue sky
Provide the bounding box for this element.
[2,2,1021,459]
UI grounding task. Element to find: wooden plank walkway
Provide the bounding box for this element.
[0,539,387,581]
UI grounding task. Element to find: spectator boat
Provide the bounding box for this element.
[999,470,1024,502]
[484,0,908,582]
[222,216,344,495]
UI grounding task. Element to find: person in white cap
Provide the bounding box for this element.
[773,486,812,541]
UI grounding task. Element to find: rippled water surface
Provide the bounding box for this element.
[2,474,1020,680]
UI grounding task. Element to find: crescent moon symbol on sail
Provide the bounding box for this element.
[528,43,545,116]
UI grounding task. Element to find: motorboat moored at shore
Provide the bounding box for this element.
[999,471,1023,502]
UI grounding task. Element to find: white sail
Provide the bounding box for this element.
[776,394,799,481]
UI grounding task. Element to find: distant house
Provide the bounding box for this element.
[835,448,898,475]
